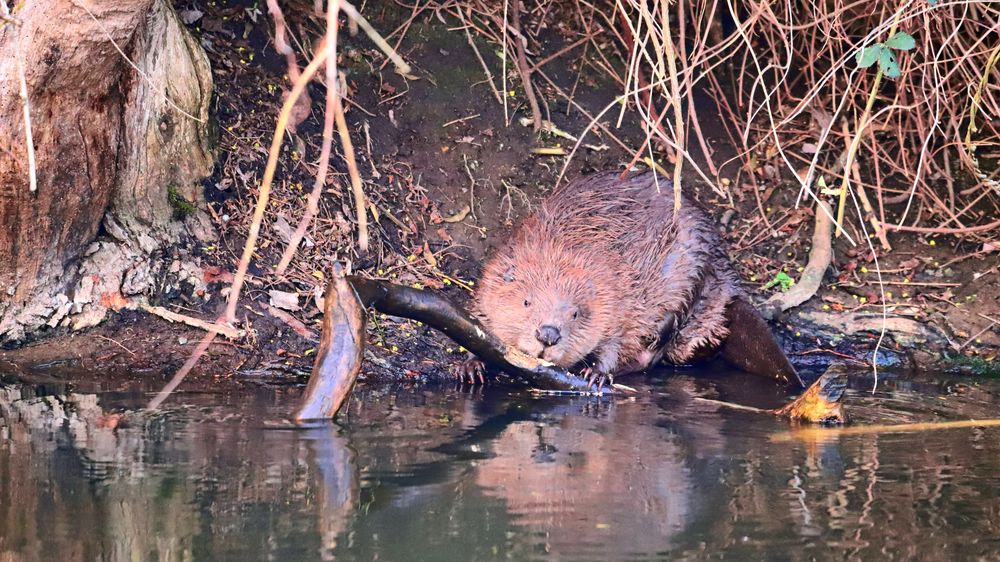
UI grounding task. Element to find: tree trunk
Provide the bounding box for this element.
[0,0,215,343]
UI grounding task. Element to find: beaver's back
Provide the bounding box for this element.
[536,171,742,363]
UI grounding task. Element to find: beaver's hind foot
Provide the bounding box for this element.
[453,357,487,385]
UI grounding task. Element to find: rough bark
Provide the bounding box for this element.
[0,0,215,342]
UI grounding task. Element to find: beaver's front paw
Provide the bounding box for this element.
[453,357,487,385]
[579,367,613,392]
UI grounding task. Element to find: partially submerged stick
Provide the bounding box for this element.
[772,418,1000,442]
[295,270,609,421]
[694,364,848,424]
[294,268,366,420]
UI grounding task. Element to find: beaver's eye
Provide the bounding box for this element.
[523,299,530,307]
[572,310,579,320]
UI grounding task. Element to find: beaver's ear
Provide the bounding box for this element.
[502,265,516,283]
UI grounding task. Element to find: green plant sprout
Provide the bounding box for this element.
[855,32,916,78]
[763,271,795,292]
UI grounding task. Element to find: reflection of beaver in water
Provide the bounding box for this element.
[469,170,801,388]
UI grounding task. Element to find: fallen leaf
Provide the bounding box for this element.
[203,265,234,284]
[810,107,834,130]
[281,89,311,133]
[436,228,453,244]
[443,205,470,223]
[273,214,294,244]
[269,290,301,311]
[96,414,124,429]
[100,292,129,311]
[423,241,438,268]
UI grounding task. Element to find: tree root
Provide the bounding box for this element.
[761,200,834,320]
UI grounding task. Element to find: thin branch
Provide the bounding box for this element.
[275,0,342,275]
[460,10,503,104]
[334,83,370,254]
[1,0,36,192]
[508,0,542,131]
[141,304,242,339]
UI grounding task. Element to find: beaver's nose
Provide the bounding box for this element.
[535,325,561,347]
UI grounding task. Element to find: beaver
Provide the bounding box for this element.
[466,170,801,388]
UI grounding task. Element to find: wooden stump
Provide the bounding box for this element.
[0,0,215,342]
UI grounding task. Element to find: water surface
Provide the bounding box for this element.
[2,368,1000,560]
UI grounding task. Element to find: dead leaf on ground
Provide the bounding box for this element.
[436,228,453,244]
[282,89,311,133]
[443,205,470,223]
[273,214,294,244]
[423,241,438,267]
[100,292,129,311]
[269,289,301,311]
[203,265,234,285]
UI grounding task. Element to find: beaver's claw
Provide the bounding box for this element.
[454,358,487,385]
[579,367,613,393]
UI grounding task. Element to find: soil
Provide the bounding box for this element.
[3,2,998,390]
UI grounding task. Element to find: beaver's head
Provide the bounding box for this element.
[475,239,617,369]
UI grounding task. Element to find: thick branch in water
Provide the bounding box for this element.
[295,272,607,421]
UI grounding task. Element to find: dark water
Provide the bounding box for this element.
[3,368,1000,561]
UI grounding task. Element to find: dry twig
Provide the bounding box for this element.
[3,0,36,192]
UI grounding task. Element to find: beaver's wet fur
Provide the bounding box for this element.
[474,171,799,384]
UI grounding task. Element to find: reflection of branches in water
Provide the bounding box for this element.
[302,426,358,560]
[0,385,360,560]
[6,379,1000,558]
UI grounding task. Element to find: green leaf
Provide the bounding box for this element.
[856,44,883,68]
[763,271,795,292]
[879,49,901,78]
[884,32,916,51]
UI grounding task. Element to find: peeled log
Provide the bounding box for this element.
[0,0,214,342]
